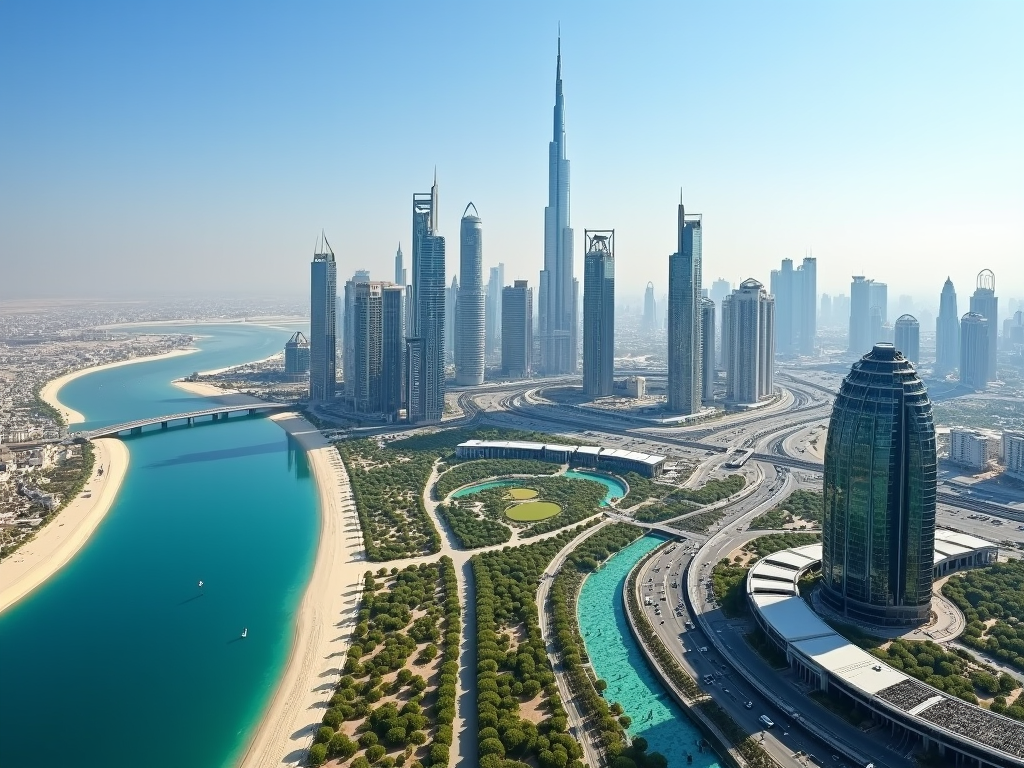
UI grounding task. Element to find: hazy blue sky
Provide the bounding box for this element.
[2,1,1021,307]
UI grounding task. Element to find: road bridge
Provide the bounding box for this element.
[78,403,293,440]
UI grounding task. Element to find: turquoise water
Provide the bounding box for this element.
[563,469,626,506]
[0,324,320,768]
[451,470,626,506]
[450,479,523,498]
[579,536,721,768]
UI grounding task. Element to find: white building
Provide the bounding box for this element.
[948,428,999,471]
[722,278,775,405]
[1004,430,1024,481]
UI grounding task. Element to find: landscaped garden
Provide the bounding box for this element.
[506,501,561,522]
[309,558,460,767]
[748,489,823,530]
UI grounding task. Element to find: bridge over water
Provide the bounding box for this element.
[78,403,294,440]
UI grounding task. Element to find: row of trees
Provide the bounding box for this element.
[472,531,589,768]
[309,559,458,767]
[549,524,646,762]
[337,439,441,561]
[943,560,1024,677]
[749,489,823,529]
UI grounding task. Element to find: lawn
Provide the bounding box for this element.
[506,501,561,521]
[507,487,538,500]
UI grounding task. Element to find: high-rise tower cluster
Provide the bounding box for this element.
[849,276,887,355]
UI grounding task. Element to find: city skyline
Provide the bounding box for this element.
[3,3,1022,302]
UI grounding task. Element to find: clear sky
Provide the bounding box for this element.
[2,1,1022,309]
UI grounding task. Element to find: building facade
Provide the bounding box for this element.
[935,277,959,376]
[485,263,505,356]
[959,312,990,391]
[969,269,998,382]
[582,230,615,397]
[501,280,533,379]
[667,199,703,414]
[949,429,997,471]
[849,276,886,355]
[284,331,310,378]
[722,279,774,405]
[769,256,816,357]
[1004,430,1024,481]
[642,282,657,333]
[309,234,337,401]
[894,314,920,366]
[822,343,937,626]
[382,286,404,420]
[538,36,577,375]
[456,204,485,385]
[701,297,716,404]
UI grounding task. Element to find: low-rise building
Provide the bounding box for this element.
[948,428,999,471]
[1004,430,1024,481]
[455,439,666,477]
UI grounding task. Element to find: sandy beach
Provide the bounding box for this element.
[39,347,197,426]
[0,437,129,614]
[173,379,369,768]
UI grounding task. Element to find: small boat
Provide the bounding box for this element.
[198,580,204,588]
[241,628,248,638]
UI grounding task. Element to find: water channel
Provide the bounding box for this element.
[579,535,721,768]
[0,324,320,768]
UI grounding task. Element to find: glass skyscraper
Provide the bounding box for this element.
[309,234,337,401]
[582,230,614,397]
[822,343,936,626]
[667,198,703,414]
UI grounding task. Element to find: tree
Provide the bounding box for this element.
[308,743,328,767]
[315,726,334,744]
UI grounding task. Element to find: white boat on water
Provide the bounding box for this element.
[241,628,247,638]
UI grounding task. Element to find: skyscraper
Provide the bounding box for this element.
[722,279,774,405]
[643,282,657,333]
[700,297,716,405]
[820,293,833,327]
[894,314,920,366]
[446,275,459,365]
[969,269,998,381]
[960,312,990,391]
[309,233,337,401]
[849,276,874,354]
[407,173,445,423]
[342,271,371,398]
[582,230,615,397]
[456,204,485,385]
[870,282,888,326]
[822,343,936,626]
[538,36,577,375]
[486,264,505,355]
[382,286,404,420]
[351,281,385,412]
[667,197,702,414]
[709,278,731,363]
[769,256,816,357]
[934,278,960,377]
[284,331,310,379]
[394,244,406,287]
[502,280,533,379]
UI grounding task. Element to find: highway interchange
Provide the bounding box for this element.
[450,369,1024,768]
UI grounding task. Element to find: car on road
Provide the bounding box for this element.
[759,715,774,728]
[699,646,708,652]
[744,701,753,709]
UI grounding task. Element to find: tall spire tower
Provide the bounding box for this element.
[538,33,577,374]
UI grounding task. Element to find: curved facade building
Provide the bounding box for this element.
[456,203,485,385]
[822,343,936,626]
[893,314,920,366]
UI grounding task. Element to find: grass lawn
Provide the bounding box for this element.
[506,501,561,521]
[508,487,539,500]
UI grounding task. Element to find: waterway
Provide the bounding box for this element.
[0,323,320,768]
[451,470,626,506]
[579,535,721,768]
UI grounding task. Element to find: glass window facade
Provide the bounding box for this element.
[822,343,936,625]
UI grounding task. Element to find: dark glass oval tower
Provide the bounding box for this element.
[821,343,936,625]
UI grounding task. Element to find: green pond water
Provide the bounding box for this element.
[451,470,626,506]
[579,536,721,768]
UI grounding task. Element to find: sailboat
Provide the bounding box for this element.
[241,628,248,638]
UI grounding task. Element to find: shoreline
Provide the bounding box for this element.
[0,437,129,614]
[39,347,198,426]
[172,380,368,768]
